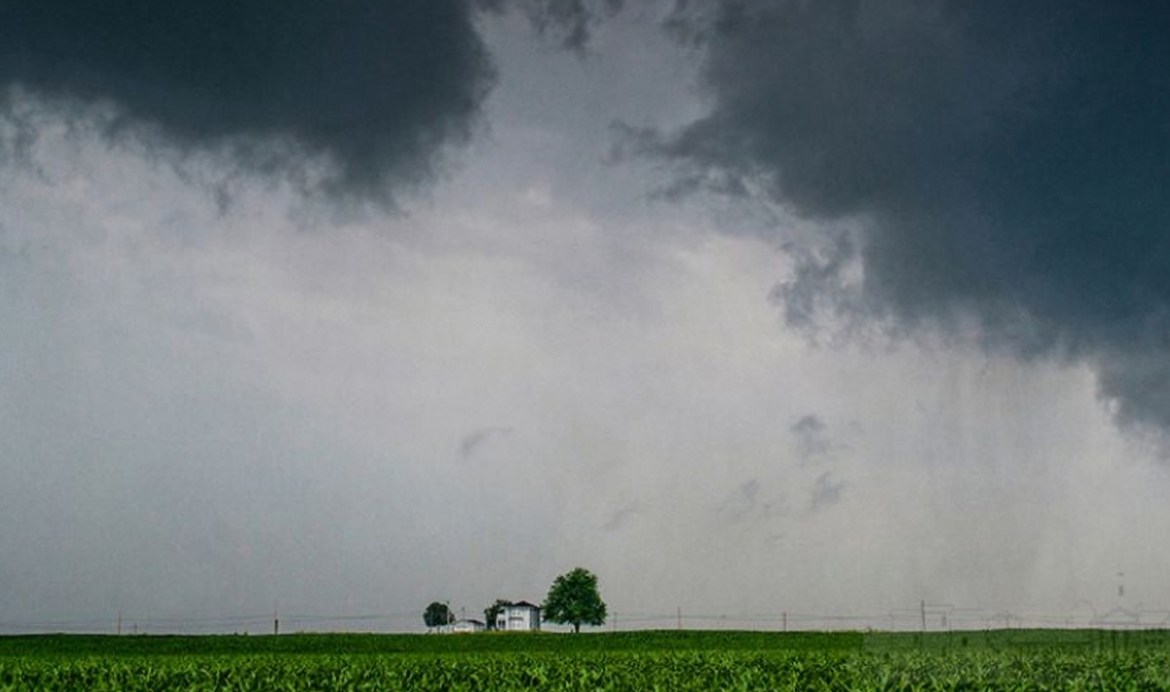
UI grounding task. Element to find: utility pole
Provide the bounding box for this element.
[274,608,280,636]
[920,600,926,633]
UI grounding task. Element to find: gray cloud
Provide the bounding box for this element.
[716,478,760,523]
[791,414,829,461]
[716,478,787,524]
[479,0,625,51]
[810,472,845,511]
[600,502,641,531]
[458,426,513,461]
[641,1,1170,435]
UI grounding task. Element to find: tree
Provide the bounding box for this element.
[423,601,454,631]
[484,599,511,631]
[542,567,606,633]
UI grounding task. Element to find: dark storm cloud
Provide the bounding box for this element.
[0,1,617,204]
[0,1,495,203]
[644,1,1170,433]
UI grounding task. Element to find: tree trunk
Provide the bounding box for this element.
[573,623,580,633]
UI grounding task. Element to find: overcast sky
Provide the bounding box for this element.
[3,1,1170,633]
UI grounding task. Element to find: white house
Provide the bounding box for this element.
[496,601,541,631]
[452,618,486,633]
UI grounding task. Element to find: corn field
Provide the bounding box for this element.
[2,631,1170,690]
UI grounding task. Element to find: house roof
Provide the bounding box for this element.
[507,600,541,610]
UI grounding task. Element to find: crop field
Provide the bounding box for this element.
[2,630,1170,690]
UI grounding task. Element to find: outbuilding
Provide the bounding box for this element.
[452,618,486,633]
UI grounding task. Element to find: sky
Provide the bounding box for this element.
[3,0,1170,633]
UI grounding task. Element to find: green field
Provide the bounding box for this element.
[2,630,1170,690]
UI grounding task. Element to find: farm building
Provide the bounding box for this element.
[452,618,486,633]
[496,601,541,631]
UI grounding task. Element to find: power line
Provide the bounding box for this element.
[4,603,1169,635]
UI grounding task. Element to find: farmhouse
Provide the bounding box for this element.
[496,601,541,631]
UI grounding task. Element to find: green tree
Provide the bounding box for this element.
[423,601,454,631]
[484,599,511,631]
[542,567,606,633]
